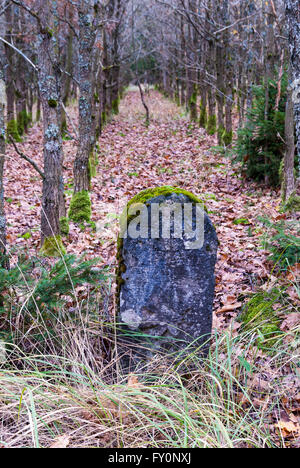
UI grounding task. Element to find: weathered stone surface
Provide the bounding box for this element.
[117,188,218,366]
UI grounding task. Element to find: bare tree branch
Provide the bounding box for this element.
[9,137,45,180]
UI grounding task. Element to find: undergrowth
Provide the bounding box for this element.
[0,248,299,448]
[258,217,300,271]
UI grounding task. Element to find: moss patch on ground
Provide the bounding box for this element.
[199,105,207,128]
[40,235,66,257]
[222,130,233,146]
[238,289,283,349]
[283,193,300,213]
[206,115,216,135]
[7,120,22,142]
[69,191,92,223]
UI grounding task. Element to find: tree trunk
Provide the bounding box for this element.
[223,0,233,146]
[285,0,300,181]
[36,0,65,249]
[283,75,296,202]
[73,0,99,195]
[5,4,18,141]
[0,19,7,268]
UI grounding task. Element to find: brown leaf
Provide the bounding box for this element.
[216,302,242,315]
[127,374,140,389]
[50,434,70,449]
[280,313,300,332]
[275,420,300,437]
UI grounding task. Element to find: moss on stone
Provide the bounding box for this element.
[59,217,70,236]
[116,186,207,311]
[125,186,206,215]
[40,235,66,257]
[206,115,217,135]
[7,119,22,142]
[238,289,282,349]
[69,190,92,223]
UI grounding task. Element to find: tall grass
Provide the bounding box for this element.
[0,247,299,448]
[0,311,298,448]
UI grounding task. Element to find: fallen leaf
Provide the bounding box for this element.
[280,313,300,332]
[50,434,70,449]
[216,302,242,315]
[275,420,300,437]
[127,374,141,389]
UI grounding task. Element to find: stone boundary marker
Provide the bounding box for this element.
[116,187,218,369]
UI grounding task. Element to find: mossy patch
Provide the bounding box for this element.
[21,232,32,240]
[283,192,300,213]
[89,150,98,179]
[61,118,68,138]
[112,97,120,115]
[59,217,70,236]
[199,105,207,128]
[101,111,107,126]
[124,186,206,218]
[69,190,92,223]
[206,115,216,135]
[48,99,58,108]
[17,110,31,136]
[233,218,250,226]
[222,130,233,146]
[217,126,225,145]
[40,235,66,257]
[7,119,22,142]
[189,91,198,122]
[238,289,283,349]
[17,112,25,136]
[116,186,207,311]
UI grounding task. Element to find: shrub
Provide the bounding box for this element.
[233,72,289,186]
[238,289,283,349]
[0,254,107,342]
[259,217,300,270]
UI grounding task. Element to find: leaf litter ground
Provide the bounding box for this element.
[3,89,300,447]
[5,90,297,317]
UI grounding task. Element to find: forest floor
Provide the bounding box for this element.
[2,89,299,448]
[5,89,298,323]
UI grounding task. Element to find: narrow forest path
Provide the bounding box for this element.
[5,89,283,325]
